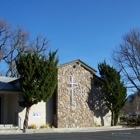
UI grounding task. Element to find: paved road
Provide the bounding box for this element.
[0,129,140,140]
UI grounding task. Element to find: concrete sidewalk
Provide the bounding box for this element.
[0,125,139,134]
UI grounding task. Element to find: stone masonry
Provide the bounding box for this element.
[57,60,97,128]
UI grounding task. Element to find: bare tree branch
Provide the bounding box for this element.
[112,29,140,92]
[0,18,49,77]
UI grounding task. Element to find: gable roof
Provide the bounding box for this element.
[0,76,18,83]
[58,59,97,74]
[0,76,20,91]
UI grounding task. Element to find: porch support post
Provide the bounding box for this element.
[4,94,8,124]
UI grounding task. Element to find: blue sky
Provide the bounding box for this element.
[0,0,140,76]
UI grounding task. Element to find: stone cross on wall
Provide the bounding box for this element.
[67,76,78,106]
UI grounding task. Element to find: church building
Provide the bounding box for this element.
[0,59,111,129]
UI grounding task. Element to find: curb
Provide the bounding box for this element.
[23,126,123,133]
[1,126,139,134]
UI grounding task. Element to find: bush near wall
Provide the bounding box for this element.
[121,115,140,126]
[28,124,37,129]
[28,123,55,129]
[40,124,51,128]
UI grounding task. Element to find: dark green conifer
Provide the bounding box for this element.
[98,61,126,126]
[16,50,58,129]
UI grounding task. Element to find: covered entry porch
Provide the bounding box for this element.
[0,76,21,129]
[0,91,19,125]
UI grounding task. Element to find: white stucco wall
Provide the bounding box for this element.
[18,101,46,129]
[94,110,111,126]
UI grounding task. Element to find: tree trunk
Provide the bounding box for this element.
[111,111,114,126]
[23,106,31,130]
[114,111,119,126]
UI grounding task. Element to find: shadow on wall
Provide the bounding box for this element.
[87,78,109,126]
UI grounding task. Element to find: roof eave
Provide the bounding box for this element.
[58,59,97,74]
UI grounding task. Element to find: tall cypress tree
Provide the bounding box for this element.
[16,50,58,129]
[98,61,126,126]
